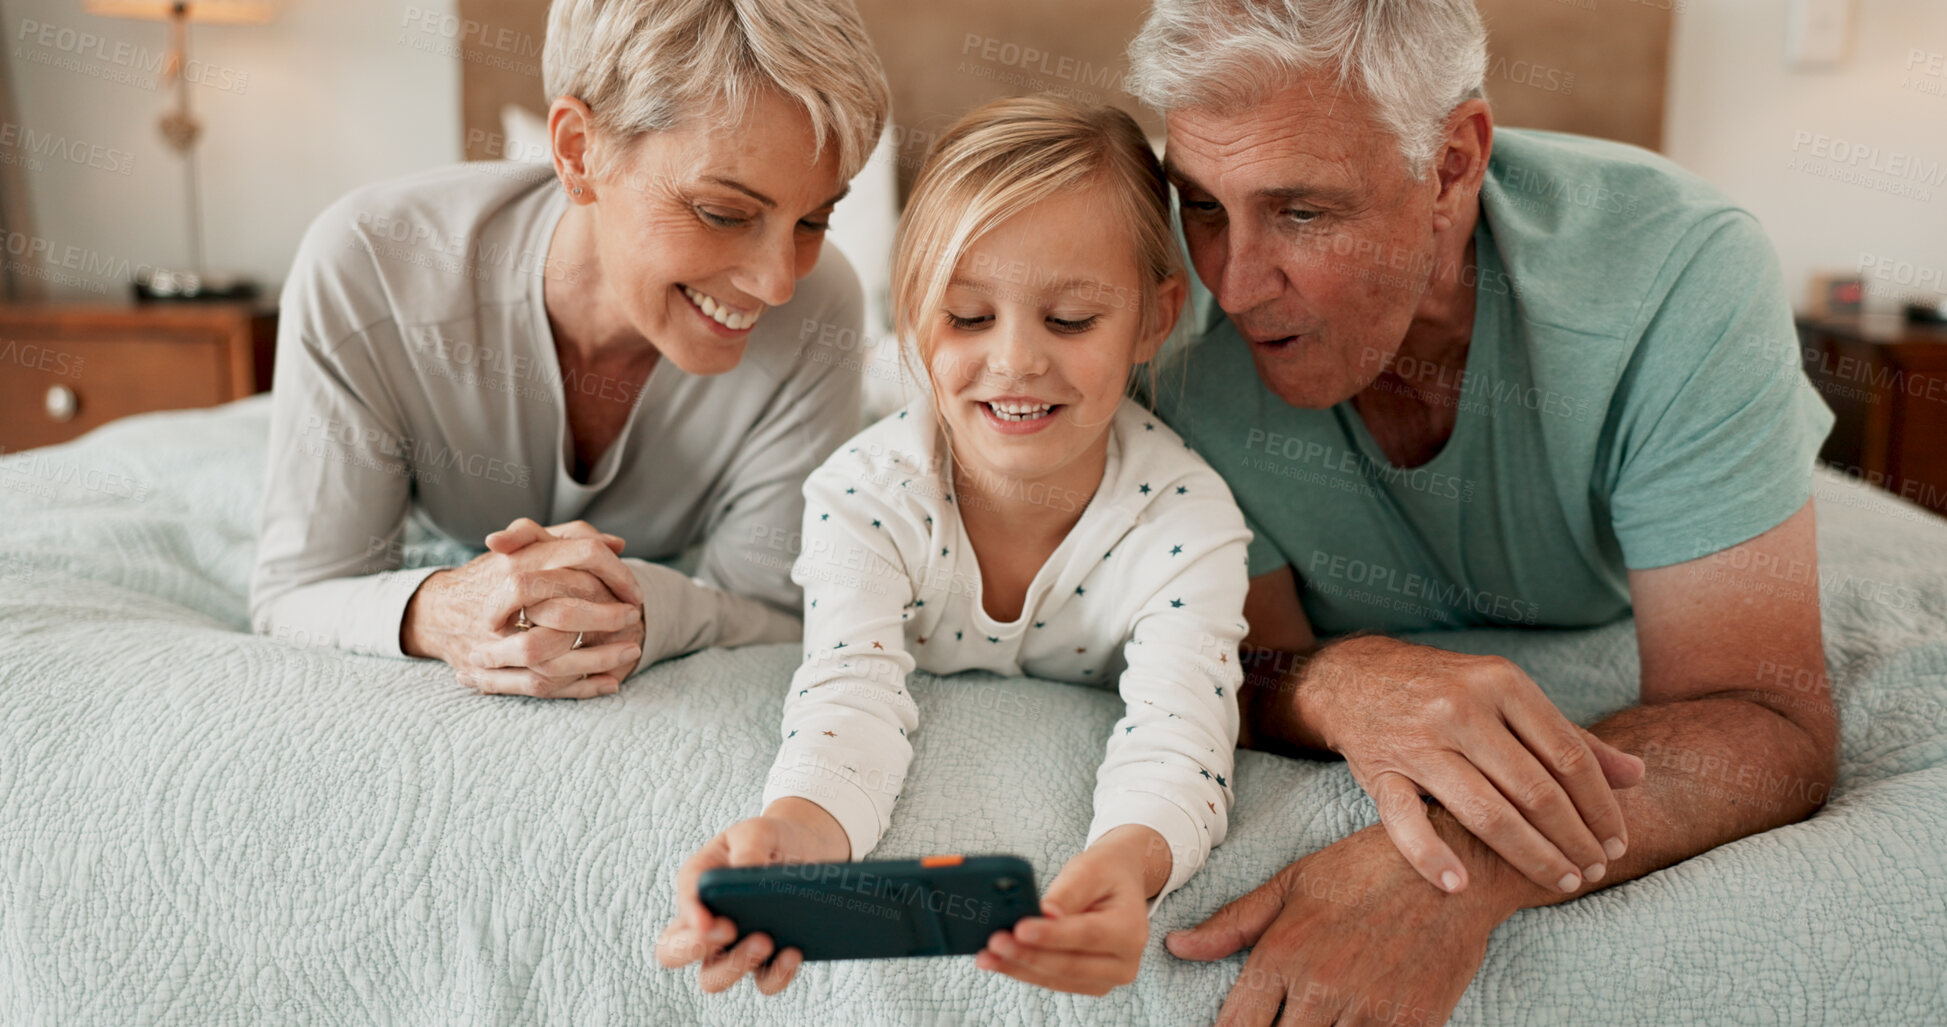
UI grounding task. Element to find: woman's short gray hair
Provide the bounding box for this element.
[1126,0,1488,178]
[543,0,890,181]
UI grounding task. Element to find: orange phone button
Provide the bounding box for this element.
[920,854,964,867]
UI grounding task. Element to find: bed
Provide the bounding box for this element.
[1,395,1943,1025]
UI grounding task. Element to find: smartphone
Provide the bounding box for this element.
[696,854,1040,961]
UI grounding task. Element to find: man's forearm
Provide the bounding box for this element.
[1449,692,1837,919]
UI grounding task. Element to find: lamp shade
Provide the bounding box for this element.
[84,1,274,24]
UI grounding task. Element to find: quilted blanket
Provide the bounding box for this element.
[2,395,1944,1026]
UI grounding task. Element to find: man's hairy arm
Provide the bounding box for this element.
[1262,501,1835,917]
[1463,499,1836,914]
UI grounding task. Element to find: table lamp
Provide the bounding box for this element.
[84,1,275,301]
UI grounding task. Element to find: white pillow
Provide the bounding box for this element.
[498,103,552,164]
[825,129,906,422]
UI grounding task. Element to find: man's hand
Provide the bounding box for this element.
[975,824,1168,996]
[1304,636,1647,895]
[1167,821,1502,1027]
[1238,566,1645,895]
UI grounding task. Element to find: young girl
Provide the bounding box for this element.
[658,96,1251,998]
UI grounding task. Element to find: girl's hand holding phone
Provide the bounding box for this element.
[975,824,1170,996]
[656,798,850,995]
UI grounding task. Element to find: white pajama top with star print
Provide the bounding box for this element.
[760,396,1252,913]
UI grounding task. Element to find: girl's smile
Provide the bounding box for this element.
[927,184,1180,502]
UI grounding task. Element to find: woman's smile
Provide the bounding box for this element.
[679,283,762,336]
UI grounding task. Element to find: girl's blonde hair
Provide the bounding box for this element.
[890,95,1183,398]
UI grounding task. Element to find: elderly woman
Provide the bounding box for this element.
[248,0,890,699]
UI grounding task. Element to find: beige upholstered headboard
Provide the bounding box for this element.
[457,0,1672,194]
[455,0,553,162]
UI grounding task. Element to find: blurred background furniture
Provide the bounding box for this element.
[82,0,277,300]
[0,301,274,451]
[1798,314,1947,515]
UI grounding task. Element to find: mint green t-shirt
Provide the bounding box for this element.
[1150,128,1834,636]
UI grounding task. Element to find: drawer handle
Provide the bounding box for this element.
[44,384,78,423]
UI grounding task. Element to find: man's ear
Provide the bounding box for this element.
[1430,98,1493,234]
[1136,273,1189,365]
[549,96,599,203]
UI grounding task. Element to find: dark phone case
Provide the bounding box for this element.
[697,854,1039,961]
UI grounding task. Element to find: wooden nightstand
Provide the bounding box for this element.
[1797,315,1947,516]
[0,302,276,452]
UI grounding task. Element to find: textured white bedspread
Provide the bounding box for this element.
[2,396,1944,1025]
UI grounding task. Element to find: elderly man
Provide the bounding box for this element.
[1128,1,1838,1023]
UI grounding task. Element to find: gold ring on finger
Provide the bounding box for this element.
[516,607,532,631]
[572,631,584,649]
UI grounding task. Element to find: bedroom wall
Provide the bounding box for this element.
[3,0,1938,313]
[1661,0,1947,314]
[0,0,461,299]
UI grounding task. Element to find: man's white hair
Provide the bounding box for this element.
[1127,0,1488,178]
[543,0,890,181]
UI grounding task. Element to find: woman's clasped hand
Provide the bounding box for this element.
[402,518,648,698]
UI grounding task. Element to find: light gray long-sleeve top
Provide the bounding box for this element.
[249,160,865,663]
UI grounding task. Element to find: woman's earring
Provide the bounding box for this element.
[572,186,583,196]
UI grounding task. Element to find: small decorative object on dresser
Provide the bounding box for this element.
[1798,314,1947,516]
[0,301,275,452]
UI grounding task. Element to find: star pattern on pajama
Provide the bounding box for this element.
[773,405,1245,905]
